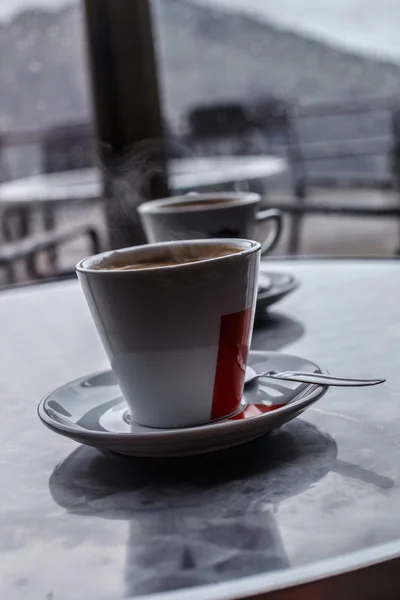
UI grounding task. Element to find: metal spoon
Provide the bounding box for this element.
[246,370,386,387]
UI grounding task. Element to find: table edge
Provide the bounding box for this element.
[132,540,400,600]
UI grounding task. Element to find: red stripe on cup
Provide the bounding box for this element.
[211,306,253,421]
[230,403,286,421]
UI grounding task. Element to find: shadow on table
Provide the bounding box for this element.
[253,311,305,351]
[49,419,337,596]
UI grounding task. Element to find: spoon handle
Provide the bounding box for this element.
[256,371,386,387]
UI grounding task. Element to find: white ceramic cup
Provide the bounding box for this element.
[76,239,261,429]
[137,192,283,255]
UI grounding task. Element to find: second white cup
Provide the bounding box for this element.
[137,192,283,255]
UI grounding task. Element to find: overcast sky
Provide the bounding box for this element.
[196,0,400,61]
[0,0,69,21]
[2,0,400,62]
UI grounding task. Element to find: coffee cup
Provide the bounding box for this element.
[137,192,283,255]
[76,239,260,429]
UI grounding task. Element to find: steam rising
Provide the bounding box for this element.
[94,138,238,253]
[98,138,195,233]
[56,136,196,241]
[59,135,247,260]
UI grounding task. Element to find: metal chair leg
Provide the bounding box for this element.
[288,214,302,256]
[2,208,15,241]
[288,182,307,255]
[43,206,57,273]
[394,181,400,256]
[4,263,16,285]
[87,227,101,255]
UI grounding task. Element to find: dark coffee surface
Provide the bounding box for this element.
[109,258,202,270]
[105,244,242,271]
[165,198,236,209]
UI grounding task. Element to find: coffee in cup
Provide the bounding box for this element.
[101,243,243,271]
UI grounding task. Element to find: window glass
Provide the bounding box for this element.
[152,0,400,257]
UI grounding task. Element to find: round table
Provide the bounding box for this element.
[0,156,286,207]
[2,259,400,599]
[0,155,286,275]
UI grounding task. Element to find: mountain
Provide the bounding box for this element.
[1,0,400,176]
[0,5,90,130]
[154,0,400,121]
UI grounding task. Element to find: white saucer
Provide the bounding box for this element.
[38,351,328,457]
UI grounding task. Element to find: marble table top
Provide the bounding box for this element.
[1,259,400,600]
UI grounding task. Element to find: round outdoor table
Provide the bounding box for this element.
[0,155,286,208]
[2,259,400,600]
[0,155,286,277]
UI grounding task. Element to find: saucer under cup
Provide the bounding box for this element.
[38,351,328,458]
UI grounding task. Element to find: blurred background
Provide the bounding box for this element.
[1,0,400,286]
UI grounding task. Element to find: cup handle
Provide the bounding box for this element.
[255,208,283,255]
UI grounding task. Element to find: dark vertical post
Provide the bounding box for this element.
[390,107,400,255]
[285,109,308,256]
[82,0,169,249]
